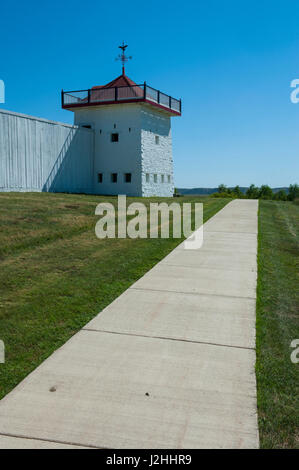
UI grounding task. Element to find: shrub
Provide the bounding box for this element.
[288,184,299,201]
[274,190,288,201]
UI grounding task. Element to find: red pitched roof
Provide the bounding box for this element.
[90,73,144,102]
[92,74,138,90]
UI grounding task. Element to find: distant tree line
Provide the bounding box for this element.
[213,184,299,201]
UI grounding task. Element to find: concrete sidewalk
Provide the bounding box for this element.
[0,199,259,449]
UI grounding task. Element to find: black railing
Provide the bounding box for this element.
[62,84,181,113]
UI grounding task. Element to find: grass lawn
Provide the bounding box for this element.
[0,192,228,400]
[256,200,299,448]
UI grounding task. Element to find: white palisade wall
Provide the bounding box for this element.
[0,109,94,193]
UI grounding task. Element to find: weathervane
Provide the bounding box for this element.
[116,42,132,75]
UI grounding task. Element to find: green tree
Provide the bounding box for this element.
[288,184,299,201]
[232,185,242,198]
[274,190,288,201]
[246,184,259,199]
[218,184,227,193]
[259,185,273,200]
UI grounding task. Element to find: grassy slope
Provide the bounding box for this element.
[256,200,299,448]
[0,192,228,400]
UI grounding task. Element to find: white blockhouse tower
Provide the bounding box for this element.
[62,43,181,197]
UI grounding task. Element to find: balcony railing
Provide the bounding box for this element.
[62,84,181,114]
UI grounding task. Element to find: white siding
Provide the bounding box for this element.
[0,109,94,193]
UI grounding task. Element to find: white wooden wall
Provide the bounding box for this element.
[0,109,94,193]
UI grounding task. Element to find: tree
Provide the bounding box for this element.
[246,184,259,199]
[218,184,227,193]
[274,190,287,201]
[232,185,242,198]
[259,185,273,200]
[288,184,299,201]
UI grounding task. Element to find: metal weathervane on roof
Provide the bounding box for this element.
[116,42,132,76]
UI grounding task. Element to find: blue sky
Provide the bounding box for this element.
[1,0,299,188]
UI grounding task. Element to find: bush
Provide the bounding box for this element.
[274,190,288,201]
[288,184,299,201]
[214,183,298,201]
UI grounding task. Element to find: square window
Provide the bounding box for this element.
[111,133,119,142]
[98,173,103,183]
[124,173,132,183]
[154,174,158,183]
[161,174,164,183]
[155,135,159,145]
[111,173,117,183]
[146,173,150,183]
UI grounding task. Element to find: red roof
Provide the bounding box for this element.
[92,73,139,90]
[90,73,144,102]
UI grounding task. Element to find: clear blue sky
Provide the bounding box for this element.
[1,0,299,188]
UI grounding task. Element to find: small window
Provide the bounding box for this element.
[124,173,132,183]
[82,124,92,129]
[161,174,164,183]
[129,127,131,132]
[146,173,150,183]
[98,173,103,183]
[99,129,102,134]
[168,175,171,183]
[111,173,117,183]
[114,124,116,129]
[155,135,159,145]
[154,174,158,183]
[111,133,119,142]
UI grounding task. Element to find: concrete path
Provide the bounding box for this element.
[0,199,259,449]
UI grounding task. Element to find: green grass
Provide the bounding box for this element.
[256,200,299,448]
[0,192,228,400]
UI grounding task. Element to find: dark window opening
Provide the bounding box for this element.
[124,173,132,183]
[82,124,92,129]
[98,173,103,183]
[114,124,116,129]
[111,173,117,183]
[129,127,131,132]
[111,133,119,142]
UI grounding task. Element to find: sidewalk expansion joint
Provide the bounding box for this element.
[160,262,257,273]
[82,328,256,351]
[0,432,107,449]
[130,286,256,301]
